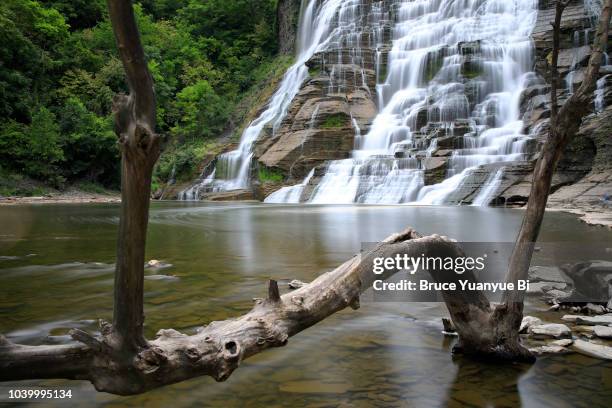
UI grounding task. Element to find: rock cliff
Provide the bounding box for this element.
[184,0,611,212]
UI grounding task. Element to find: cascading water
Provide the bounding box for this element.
[180,0,347,199]
[472,166,505,206]
[273,0,539,205]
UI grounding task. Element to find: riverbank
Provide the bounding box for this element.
[547,206,612,229]
[0,189,120,205]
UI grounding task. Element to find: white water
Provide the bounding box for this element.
[180,0,347,199]
[472,166,505,206]
[273,0,539,205]
[264,169,315,203]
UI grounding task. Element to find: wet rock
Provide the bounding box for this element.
[528,323,572,339]
[526,281,568,295]
[288,279,307,289]
[593,325,612,339]
[145,275,179,281]
[520,316,542,334]
[528,266,570,283]
[572,325,595,334]
[529,345,569,355]
[423,157,448,185]
[572,339,612,360]
[551,339,573,347]
[574,314,612,326]
[583,303,607,315]
[201,189,257,201]
[561,314,581,323]
[559,261,612,304]
[544,289,573,303]
[146,260,173,269]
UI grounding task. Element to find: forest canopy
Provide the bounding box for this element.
[0,0,282,192]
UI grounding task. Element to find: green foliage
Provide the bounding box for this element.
[0,0,283,190]
[0,107,64,184]
[174,80,229,140]
[258,167,284,183]
[320,114,348,129]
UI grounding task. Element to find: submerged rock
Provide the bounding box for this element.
[145,274,179,281]
[529,345,571,355]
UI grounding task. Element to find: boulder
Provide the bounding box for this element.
[560,261,612,304]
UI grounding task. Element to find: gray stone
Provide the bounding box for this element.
[575,314,612,326]
[529,345,569,355]
[519,316,542,334]
[528,323,572,339]
[561,314,581,323]
[551,339,573,347]
[593,325,612,339]
[526,281,568,295]
[572,339,612,360]
[528,266,570,283]
[584,303,606,315]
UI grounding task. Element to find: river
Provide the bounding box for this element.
[0,203,611,407]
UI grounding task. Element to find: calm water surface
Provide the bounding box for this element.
[0,203,611,407]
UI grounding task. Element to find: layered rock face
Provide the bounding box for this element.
[255,0,384,186]
[497,0,612,207]
[181,0,610,207]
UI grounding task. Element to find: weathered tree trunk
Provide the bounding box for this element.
[1,230,475,394]
[492,0,611,357]
[107,0,160,352]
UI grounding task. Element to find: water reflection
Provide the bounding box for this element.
[0,203,611,407]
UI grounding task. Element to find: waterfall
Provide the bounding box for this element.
[472,166,505,206]
[271,0,539,205]
[179,0,346,199]
[264,169,315,203]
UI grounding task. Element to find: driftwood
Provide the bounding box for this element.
[0,0,610,396]
[1,230,487,394]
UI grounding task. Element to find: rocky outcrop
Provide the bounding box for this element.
[492,0,612,209]
[255,0,384,184]
[277,0,302,55]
